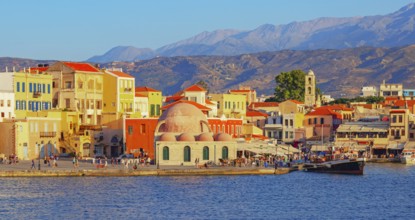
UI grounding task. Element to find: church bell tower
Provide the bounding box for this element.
[305,70,316,106]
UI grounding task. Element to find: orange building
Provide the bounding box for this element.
[207,118,243,138]
[125,118,158,158]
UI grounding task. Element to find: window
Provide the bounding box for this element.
[16,82,20,92]
[217,101,220,109]
[65,81,72,89]
[222,146,229,159]
[65,99,70,109]
[320,118,324,125]
[402,130,405,136]
[203,146,209,160]
[163,147,169,160]
[393,116,397,123]
[42,84,46,93]
[7,100,10,107]
[285,131,288,138]
[410,133,414,139]
[22,82,25,92]
[156,104,160,116]
[184,146,191,162]
[290,119,293,127]
[314,118,317,125]
[150,104,155,116]
[399,115,403,123]
[33,83,37,92]
[48,84,51,94]
[0,100,3,107]
[285,119,288,126]
[15,100,20,110]
[140,124,146,134]
[29,83,33,92]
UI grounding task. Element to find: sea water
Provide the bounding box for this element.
[0,163,414,219]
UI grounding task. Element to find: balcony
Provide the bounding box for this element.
[33,91,42,98]
[86,109,94,115]
[124,88,132,92]
[40,132,56,138]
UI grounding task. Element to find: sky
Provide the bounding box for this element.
[0,0,414,61]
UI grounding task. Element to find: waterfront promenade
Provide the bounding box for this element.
[0,159,290,177]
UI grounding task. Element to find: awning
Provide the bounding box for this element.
[372,144,387,149]
[311,145,329,152]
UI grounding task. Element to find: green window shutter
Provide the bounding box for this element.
[163,147,169,160]
[222,146,228,159]
[203,146,209,160]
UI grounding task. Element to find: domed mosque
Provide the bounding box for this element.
[154,102,236,166]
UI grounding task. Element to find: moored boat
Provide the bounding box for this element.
[303,158,365,175]
[401,149,415,165]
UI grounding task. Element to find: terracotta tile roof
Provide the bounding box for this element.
[205,99,214,105]
[287,100,303,104]
[135,86,160,92]
[322,105,353,111]
[165,96,184,102]
[393,100,415,107]
[62,62,100,72]
[306,107,342,118]
[246,110,268,117]
[162,100,211,111]
[183,84,206,92]
[135,94,147,98]
[229,89,255,93]
[108,70,134,78]
[25,67,48,74]
[390,109,406,113]
[252,134,269,140]
[249,102,279,108]
[385,97,400,101]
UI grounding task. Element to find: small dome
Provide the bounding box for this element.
[177,133,196,142]
[198,133,214,141]
[159,133,177,142]
[215,133,232,142]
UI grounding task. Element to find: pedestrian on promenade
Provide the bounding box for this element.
[72,157,76,169]
[31,159,35,169]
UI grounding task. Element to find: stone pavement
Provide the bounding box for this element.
[0,158,290,177]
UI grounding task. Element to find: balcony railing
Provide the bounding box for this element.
[40,132,56,138]
[33,91,42,98]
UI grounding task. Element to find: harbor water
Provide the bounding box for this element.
[0,163,414,219]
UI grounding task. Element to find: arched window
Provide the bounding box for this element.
[163,146,169,160]
[222,146,229,159]
[203,146,209,160]
[184,146,191,162]
[308,77,312,84]
[308,87,312,95]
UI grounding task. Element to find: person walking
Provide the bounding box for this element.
[31,159,35,169]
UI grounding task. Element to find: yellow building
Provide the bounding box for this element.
[46,61,103,125]
[209,93,246,118]
[229,86,257,105]
[0,111,61,160]
[0,70,53,119]
[135,87,162,117]
[103,69,135,114]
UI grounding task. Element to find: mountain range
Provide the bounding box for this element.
[88,3,415,63]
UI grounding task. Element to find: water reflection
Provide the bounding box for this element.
[0,164,414,219]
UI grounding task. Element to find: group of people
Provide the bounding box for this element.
[0,154,19,165]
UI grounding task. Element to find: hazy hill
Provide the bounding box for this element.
[88,3,415,62]
[87,46,155,63]
[100,45,415,98]
[3,44,415,98]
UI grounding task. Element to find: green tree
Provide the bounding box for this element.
[273,70,306,102]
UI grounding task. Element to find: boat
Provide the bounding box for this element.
[303,158,365,175]
[401,149,415,165]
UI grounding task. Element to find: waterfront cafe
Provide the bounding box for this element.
[236,140,300,158]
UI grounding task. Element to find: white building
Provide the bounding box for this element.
[0,72,16,121]
[361,86,378,97]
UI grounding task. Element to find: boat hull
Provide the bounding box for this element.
[303,159,365,175]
